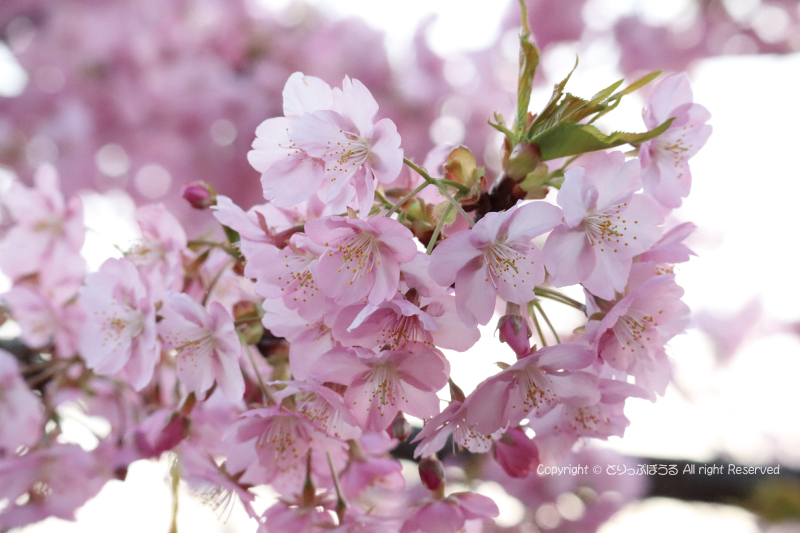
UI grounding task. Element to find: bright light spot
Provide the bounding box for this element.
[80,189,140,270]
[0,42,28,97]
[722,0,761,23]
[134,164,172,199]
[599,498,759,533]
[443,56,476,88]
[429,115,465,145]
[536,502,561,529]
[210,119,237,146]
[556,492,586,521]
[475,481,525,527]
[95,144,130,177]
[636,0,693,26]
[751,5,790,44]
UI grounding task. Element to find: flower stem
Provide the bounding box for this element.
[533,287,585,313]
[533,300,561,344]
[404,158,474,228]
[385,181,430,217]
[528,302,547,347]
[426,204,452,254]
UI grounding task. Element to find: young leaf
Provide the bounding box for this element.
[532,118,675,161]
[515,0,540,136]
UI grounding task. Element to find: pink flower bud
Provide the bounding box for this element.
[418,456,445,491]
[182,181,216,209]
[497,313,531,358]
[391,412,412,442]
[493,427,539,478]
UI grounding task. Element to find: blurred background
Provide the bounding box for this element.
[1,0,800,531]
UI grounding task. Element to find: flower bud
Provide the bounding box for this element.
[391,412,412,442]
[182,181,216,209]
[418,455,445,491]
[493,427,539,478]
[497,304,531,358]
[504,142,542,181]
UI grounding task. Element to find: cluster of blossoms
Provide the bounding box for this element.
[0,0,787,220]
[0,13,712,533]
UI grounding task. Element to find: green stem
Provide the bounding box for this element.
[385,181,430,217]
[528,302,547,347]
[327,452,348,524]
[404,158,474,228]
[534,287,585,313]
[534,300,561,344]
[374,190,394,210]
[439,179,471,194]
[169,455,180,533]
[187,240,240,261]
[426,204,452,255]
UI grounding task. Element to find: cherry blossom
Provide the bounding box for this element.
[543,151,664,299]
[639,73,712,208]
[312,346,449,432]
[78,258,159,390]
[429,200,562,326]
[0,350,44,455]
[401,491,499,533]
[306,215,417,307]
[465,343,601,435]
[586,269,691,398]
[158,293,245,401]
[0,167,85,286]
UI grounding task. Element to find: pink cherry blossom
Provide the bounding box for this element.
[306,215,417,307]
[3,283,83,358]
[126,204,187,295]
[245,232,326,320]
[258,492,336,533]
[465,343,601,436]
[158,293,245,401]
[586,271,690,398]
[0,349,44,455]
[429,200,563,326]
[250,73,403,214]
[401,491,499,533]
[260,298,336,381]
[290,76,404,215]
[0,444,110,528]
[412,400,498,456]
[248,73,334,208]
[271,381,362,441]
[0,167,85,285]
[225,406,347,491]
[329,288,479,353]
[180,447,258,519]
[543,151,664,299]
[312,346,449,432]
[639,221,697,265]
[78,257,160,391]
[639,73,712,208]
[529,378,649,453]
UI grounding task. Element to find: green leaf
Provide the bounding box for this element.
[532,118,675,161]
[525,57,579,138]
[515,0,540,136]
[617,70,661,98]
[222,225,240,245]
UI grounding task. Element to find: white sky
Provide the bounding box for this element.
[3,0,800,531]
